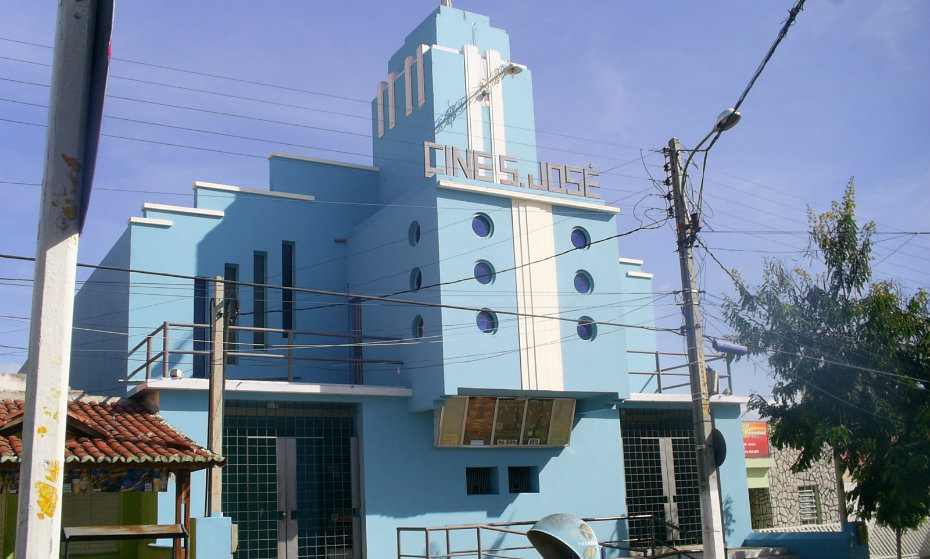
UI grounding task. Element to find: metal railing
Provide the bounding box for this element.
[129,321,403,383]
[628,350,734,395]
[396,515,697,559]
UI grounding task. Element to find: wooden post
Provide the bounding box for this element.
[175,470,191,559]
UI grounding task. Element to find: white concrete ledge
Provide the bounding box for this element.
[128,217,173,228]
[195,181,316,202]
[627,271,654,279]
[129,378,411,398]
[269,152,379,172]
[142,203,224,218]
[626,392,749,405]
[438,180,620,214]
[429,44,462,55]
[618,257,644,266]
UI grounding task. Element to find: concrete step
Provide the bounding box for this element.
[634,546,800,559]
[728,547,798,559]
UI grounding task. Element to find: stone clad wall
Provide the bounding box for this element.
[768,446,840,526]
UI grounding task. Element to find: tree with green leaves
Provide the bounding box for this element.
[722,180,929,555]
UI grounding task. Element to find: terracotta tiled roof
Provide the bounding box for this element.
[0,399,224,470]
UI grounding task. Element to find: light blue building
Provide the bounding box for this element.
[71,4,751,558]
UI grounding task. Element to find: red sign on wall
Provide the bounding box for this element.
[743,421,770,458]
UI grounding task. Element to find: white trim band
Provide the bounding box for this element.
[141,203,224,218]
[626,392,749,405]
[130,378,411,398]
[269,152,379,172]
[438,180,620,214]
[128,217,172,228]
[195,181,316,202]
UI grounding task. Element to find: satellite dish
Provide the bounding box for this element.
[527,514,599,559]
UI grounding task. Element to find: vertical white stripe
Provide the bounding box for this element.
[417,45,427,108]
[486,50,507,181]
[376,81,386,138]
[387,72,398,130]
[511,200,564,391]
[463,44,484,151]
[514,202,535,388]
[404,56,415,116]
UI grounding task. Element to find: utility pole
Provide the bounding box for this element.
[16,2,112,558]
[666,138,726,558]
[207,278,226,515]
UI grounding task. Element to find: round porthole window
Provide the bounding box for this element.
[472,213,493,238]
[474,261,495,285]
[410,267,423,291]
[412,315,424,338]
[574,270,593,294]
[577,316,597,341]
[408,221,421,246]
[476,310,498,334]
[570,227,591,250]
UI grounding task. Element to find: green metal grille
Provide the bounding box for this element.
[620,409,701,547]
[223,401,355,559]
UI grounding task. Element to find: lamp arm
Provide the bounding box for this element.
[680,128,719,197]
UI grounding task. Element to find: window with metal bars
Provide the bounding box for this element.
[799,485,822,525]
[466,467,497,495]
[508,466,539,493]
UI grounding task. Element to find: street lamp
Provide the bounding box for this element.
[665,108,740,559]
[681,108,741,188]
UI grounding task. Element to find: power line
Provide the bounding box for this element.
[696,239,929,386]
[0,56,650,163]
[0,37,648,152]
[0,99,659,187]
[731,0,806,115]
[0,252,677,334]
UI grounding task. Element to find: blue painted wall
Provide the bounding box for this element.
[156,390,209,526]
[360,397,627,558]
[714,402,753,547]
[71,229,131,391]
[436,190,522,396]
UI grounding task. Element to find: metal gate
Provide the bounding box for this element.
[620,409,701,546]
[223,401,359,559]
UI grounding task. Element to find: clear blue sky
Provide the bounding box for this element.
[1,1,928,403]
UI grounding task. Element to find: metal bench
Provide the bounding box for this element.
[62,524,188,559]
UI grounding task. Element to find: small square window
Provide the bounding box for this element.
[508,466,539,494]
[466,467,498,495]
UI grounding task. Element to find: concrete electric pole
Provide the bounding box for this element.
[666,137,726,558]
[16,2,112,557]
[207,278,226,515]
